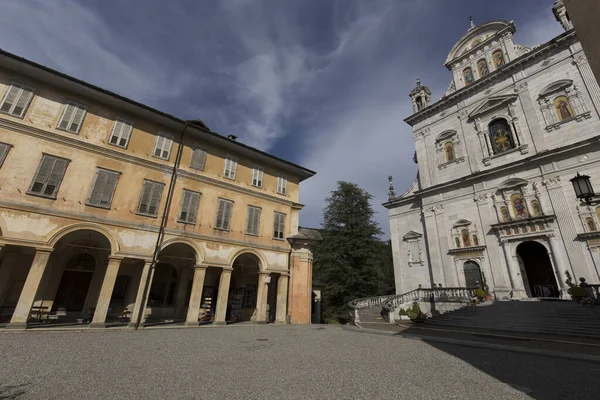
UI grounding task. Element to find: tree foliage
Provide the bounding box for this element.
[313,181,394,322]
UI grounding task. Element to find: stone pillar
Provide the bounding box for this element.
[128,260,154,328]
[0,249,16,304]
[573,52,600,116]
[288,248,313,324]
[501,240,527,298]
[175,267,192,317]
[90,257,123,328]
[8,249,52,328]
[548,235,570,298]
[213,268,232,325]
[255,271,270,323]
[185,265,207,326]
[422,206,446,286]
[275,274,289,324]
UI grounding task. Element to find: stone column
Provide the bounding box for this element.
[213,268,232,325]
[128,260,154,328]
[175,267,192,318]
[185,265,207,326]
[501,240,527,298]
[573,52,600,117]
[422,206,446,286]
[275,274,289,324]
[255,271,270,323]
[548,235,570,298]
[8,249,52,329]
[90,257,123,328]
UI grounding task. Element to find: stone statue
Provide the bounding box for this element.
[388,175,396,201]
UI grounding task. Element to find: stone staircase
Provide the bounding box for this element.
[424,299,600,339]
[355,304,387,325]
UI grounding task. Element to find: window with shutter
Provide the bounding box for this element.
[276,175,287,195]
[246,206,261,235]
[178,189,201,224]
[190,147,208,171]
[108,118,133,148]
[153,133,173,160]
[28,154,70,198]
[273,212,286,239]
[137,180,164,217]
[0,142,12,169]
[87,168,120,208]
[215,198,233,230]
[57,102,87,133]
[223,156,237,179]
[0,84,34,118]
[252,166,264,187]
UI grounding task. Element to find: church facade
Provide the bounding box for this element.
[385,2,600,300]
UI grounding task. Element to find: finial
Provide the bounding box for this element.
[469,16,475,30]
[416,77,421,87]
[388,175,396,201]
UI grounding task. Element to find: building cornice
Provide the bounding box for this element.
[0,117,296,207]
[448,245,486,255]
[383,135,600,209]
[404,30,577,126]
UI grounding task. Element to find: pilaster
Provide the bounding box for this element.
[254,271,270,323]
[515,80,547,152]
[573,52,600,116]
[500,240,527,298]
[275,274,289,324]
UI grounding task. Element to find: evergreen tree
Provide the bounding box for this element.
[313,181,392,322]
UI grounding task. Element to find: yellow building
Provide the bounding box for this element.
[0,49,319,329]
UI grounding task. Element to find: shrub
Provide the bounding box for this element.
[406,302,426,321]
[474,288,486,299]
[398,308,407,315]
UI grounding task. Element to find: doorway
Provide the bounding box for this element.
[52,254,95,312]
[463,261,483,289]
[516,241,559,297]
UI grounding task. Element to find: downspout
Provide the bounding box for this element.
[133,121,189,329]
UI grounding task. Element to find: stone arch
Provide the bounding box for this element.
[229,248,267,271]
[510,238,551,257]
[47,223,120,255]
[435,130,458,142]
[497,177,528,190]
[539,79,573,97]
[159,237,204,264]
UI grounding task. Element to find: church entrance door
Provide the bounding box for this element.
[516,241,559,298]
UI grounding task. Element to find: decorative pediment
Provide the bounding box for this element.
[468,94,518,119]
[498,177,528,190]
[435,130,457,142]
[539,79,573,97]
[452,219,472,228]
[403,231,423,241]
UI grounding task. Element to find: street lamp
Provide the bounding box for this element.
[570,172,600,205]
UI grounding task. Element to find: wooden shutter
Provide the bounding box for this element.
[190,148,207,171]
[223,200,233,230]
[30,156,54,193]
[12,88,33,117]
[187,191,200,223]
[44,158,68,196]
[120,121,133,147]
[215,199,225,228]
[154,136,165,157]
[274,213,285,239]
[274,213,280,238]
[69,106,86,132]
[138,181,153,214]
[58,104,76,130]
[29,155,68,197]
[252,207,261,235]
[0,86,20,112]
[0,143,11,168]
[88,169,119,207]
[148,182,164,216]
[246,207,254,234]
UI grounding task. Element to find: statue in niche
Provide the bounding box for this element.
[461,229,471,247]
[463,68,474,85]
[586,217,597,232]
[455,237,461,248]
[511,193,529,218]
[473,235,479,246]
[416,96,423,111]
[444,142,456,162]
[553,96,574,121]
[531,200,542,217]
[500,206,511,222]
[477,59,489,77]
[493,50,505,68]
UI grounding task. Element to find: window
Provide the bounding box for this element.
[276,175,287,195]
[0,84,34,118]
[223,156,237,180]
[246,206,261,235]
[28,154,70,198]
[137,180,164,217]
[0,142,12,169]
[87,168,120,208]
[252,166,264,187]
[178,189,201,224]
[108,119,133,148]
[477,59,489,77]
[273,212,286,240]
[214,198,233,230]
[463,67,474,86]
[488,119,515,154]
[57,102,87,133]
[190,147,208,171]
[153,133,173,160]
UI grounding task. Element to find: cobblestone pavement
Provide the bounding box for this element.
[1,325,599,399]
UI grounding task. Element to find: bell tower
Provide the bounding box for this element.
[409,78,431,113]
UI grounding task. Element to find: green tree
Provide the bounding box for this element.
[313,181,392,322]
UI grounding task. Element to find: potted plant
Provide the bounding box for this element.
[406,302,427,323]
[474,288,486,302]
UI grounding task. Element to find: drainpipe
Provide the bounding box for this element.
[132,121,189,329]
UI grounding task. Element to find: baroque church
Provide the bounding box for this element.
[385,1,600,300]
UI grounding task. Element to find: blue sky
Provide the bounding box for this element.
[0,0,563,237]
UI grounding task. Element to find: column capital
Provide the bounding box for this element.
[34,247,53,255]
[194,264,209,270]
[258,271,272,275]
[221,267,234,272]
[108,256,125,262]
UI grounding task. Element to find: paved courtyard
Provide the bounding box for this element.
[1,325,600,399]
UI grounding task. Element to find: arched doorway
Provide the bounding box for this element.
[516,241,559,298]
[463,261,483,289]
[52,254,96,312]
[230,253,261,323]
